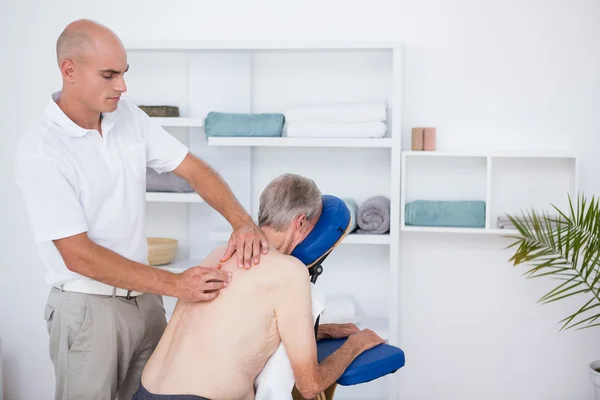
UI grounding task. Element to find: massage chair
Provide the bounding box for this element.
[289,195,405,400]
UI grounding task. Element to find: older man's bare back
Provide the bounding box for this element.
[141,245,303,400]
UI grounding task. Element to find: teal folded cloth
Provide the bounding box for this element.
[204,112,285,137]
[405,200,486,228]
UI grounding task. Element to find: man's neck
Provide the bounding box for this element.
[56,90,102,131]
[262,227,295,255]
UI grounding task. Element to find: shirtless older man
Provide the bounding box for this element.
[136,174,385,400]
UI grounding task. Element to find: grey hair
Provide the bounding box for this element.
[258,173,322,231]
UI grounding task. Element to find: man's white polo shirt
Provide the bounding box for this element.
[15,91,190,287]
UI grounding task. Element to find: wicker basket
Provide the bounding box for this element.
[147,237,178,266]
[139,105,180,118]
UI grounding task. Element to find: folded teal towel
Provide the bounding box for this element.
[405,200,486,228]
[204,112,285,137]
[341,198,358,233]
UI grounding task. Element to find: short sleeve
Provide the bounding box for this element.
[15,156,88,242]
[136,106,189,174]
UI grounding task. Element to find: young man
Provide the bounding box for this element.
[137,174,385,400]
[15,19,267,399]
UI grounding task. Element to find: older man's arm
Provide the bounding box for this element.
[274,258,384,399]
[317,323,360,341]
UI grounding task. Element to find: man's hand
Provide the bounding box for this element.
[173,265,232,302]
[220,221,269,269]
[347,329,385,352]
[317,323,360,340]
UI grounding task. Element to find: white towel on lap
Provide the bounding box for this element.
[285,101,387,123]
[254,284,326,400]
[286,121,387,138]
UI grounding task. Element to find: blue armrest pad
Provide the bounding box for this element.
[317,339,405,386]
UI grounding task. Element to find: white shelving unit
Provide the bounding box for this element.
[127,40,403,400]
[401,150,578,235]
[210,230,392,244]
[207,137,392,148]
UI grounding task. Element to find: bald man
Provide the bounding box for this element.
[15,19,268,400]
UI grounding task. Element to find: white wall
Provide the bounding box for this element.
[1,0,599,399]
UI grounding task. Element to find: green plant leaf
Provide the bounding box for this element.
[505,194,600,331]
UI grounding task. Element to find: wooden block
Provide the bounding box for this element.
[424,127,436,151]
[411,128,424,150]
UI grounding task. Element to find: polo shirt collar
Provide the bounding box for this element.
[45,91,117,138]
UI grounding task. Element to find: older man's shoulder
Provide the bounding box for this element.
[258,250,310,283]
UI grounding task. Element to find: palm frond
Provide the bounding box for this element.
[504,194,600,331]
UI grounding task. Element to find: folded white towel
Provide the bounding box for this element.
[320,294,360,324]
[286,121,387,138]
[285,101,387,123]
[254,283,326,400]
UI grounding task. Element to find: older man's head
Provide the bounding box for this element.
[258,174,322,253]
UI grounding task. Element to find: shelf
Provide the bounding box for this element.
[150,117,204,127]
[403,150,576,159]
[146,192,204,203]
[208,137,392,148]
[401,225,519,235]
[210,231,392,244]
[125,40,403,51]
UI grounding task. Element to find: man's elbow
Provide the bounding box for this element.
[296,380,320,399]
[53,234,91,274]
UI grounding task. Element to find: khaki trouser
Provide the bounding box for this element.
[44,287,167,400]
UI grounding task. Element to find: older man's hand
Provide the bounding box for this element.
[220,220,269,269]
[317,323,361,340]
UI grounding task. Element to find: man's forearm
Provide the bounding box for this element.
[307,339,363,398]
[188,157,251,229]
[55,234,178,296]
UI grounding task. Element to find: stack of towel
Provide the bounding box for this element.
[284,101,388,138]
[497,215,560,230]
[146,168,194,193]
[204,112,285,137]
[405,200,486,228]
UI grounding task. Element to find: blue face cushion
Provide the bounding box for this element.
[290,195,351,268]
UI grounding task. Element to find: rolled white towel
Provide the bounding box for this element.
[286,121,387,138]
[285,101,387,123]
